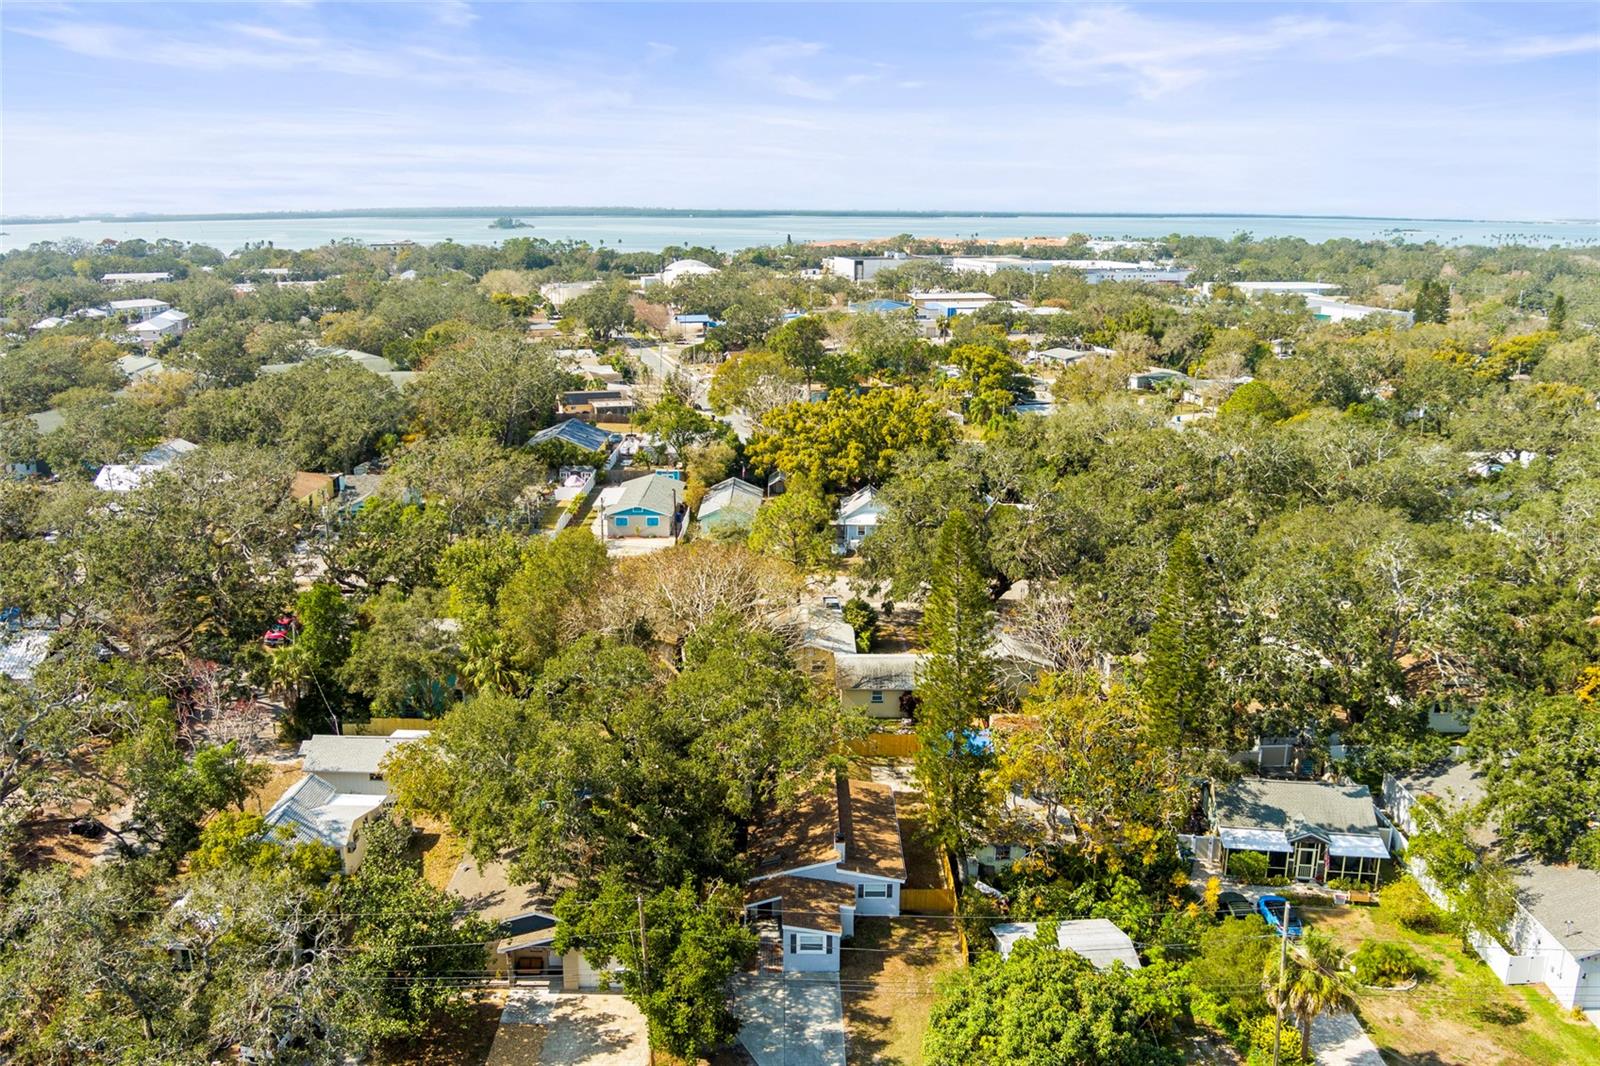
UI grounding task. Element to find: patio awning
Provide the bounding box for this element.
[1327,833,1390,860]
[1219,827,1292,853]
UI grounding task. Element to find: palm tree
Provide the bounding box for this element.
[1263,930,1360,1063]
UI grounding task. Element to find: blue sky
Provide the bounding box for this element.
[3,2,1598,219]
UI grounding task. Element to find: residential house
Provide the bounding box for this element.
[101,271,173,285]
[126,308,190,345]
[92,437,198,492]
[292,471,338,508]
[696,477,764,532]
[991,919,1141,969]
[448,859,617,989]
[834,486,885,551]
[296,731,429,796]
[1206,778,1390,887]
[27,316,65,332]
[769,603,857,684]
[107,297,171,321]
[116,352,169,385]
[263,773,387,872]
[1384,764,1600,1013]
[262,731,429,873]
[1127,367,1189,391]
[558,387,636,422]
[601,473,683,539]
[744,774,907,973]
[835,653,924,718]
[529,418,615,454]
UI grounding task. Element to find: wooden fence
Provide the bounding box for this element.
[344,717,434,736]
[846,733,921,758]
[901,850,959,915]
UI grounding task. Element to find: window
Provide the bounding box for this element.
[860,883,890,899]
[993,845,1012,860]
[368,773,384,782]
[794,933,827,954]
[646,516,660,527]
[870,692,884,704]
[616,517,629,527]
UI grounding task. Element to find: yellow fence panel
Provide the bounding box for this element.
[344,717,435,736]
[846,733,921,758]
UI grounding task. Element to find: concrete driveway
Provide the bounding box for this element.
[491,986,649,1066]
[1311,1011,1385,1066]
[732,972,847,1066]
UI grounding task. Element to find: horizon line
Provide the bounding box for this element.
[5,205,1597,227]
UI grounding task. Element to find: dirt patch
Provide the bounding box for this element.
[413,813,468,891]
[243,758,304,814]
[1311,899,1600,1065]
[841,916,964,1066]
[895,802,947,892]
[375,995,504,1065]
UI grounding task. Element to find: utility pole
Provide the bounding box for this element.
[1272,900,1290,1066]
[637,894,654,1066]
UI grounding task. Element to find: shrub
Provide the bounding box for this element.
[1352,940,1429,986]
[1191,919,1273,1030]
[1571,829,1600,871]
[1227,850,1269,883]
[842,596,878,652]
[1243,1015,1303,1066]
[1386,875,1446,933]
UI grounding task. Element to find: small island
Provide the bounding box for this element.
[489,216,532,229]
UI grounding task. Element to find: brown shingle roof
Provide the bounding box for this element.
[745,875,857,934]
[746,779,843,876]
[839,778,906,882]
[745,775,906,883]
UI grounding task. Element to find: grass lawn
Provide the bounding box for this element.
[411,813,467,891]
[1311,897,1600,1065]
[841,917,965,1066]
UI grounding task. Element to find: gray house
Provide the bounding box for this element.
[1208,778,1390,886]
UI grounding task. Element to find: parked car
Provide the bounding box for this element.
[1217,890,1253,919]
[1256,894,1303,936]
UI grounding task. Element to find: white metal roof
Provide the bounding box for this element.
[992,919,1141,970]
[1219,827,1292,853]
[1327,833,1390,859]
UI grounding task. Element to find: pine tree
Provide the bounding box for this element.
[1142,531,1222,751]
[1413,279,1449,325]
[913,510,996,859]
[1549,293,1567,333]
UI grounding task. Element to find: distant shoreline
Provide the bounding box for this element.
[5,206,1590,227]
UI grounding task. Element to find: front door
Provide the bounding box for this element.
[1293,840,1320,881]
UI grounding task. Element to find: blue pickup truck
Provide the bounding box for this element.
[1257,895,1304,937]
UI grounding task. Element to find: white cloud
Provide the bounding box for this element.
[434,2,477,29]
[1001,5,1335,98]
[11,15,617,100]
[722,39,837,100]
[998,4,1600,100]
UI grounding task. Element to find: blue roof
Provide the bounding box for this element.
[850,299,912,313]
[674,313,720,325]
[530,419,613,451]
